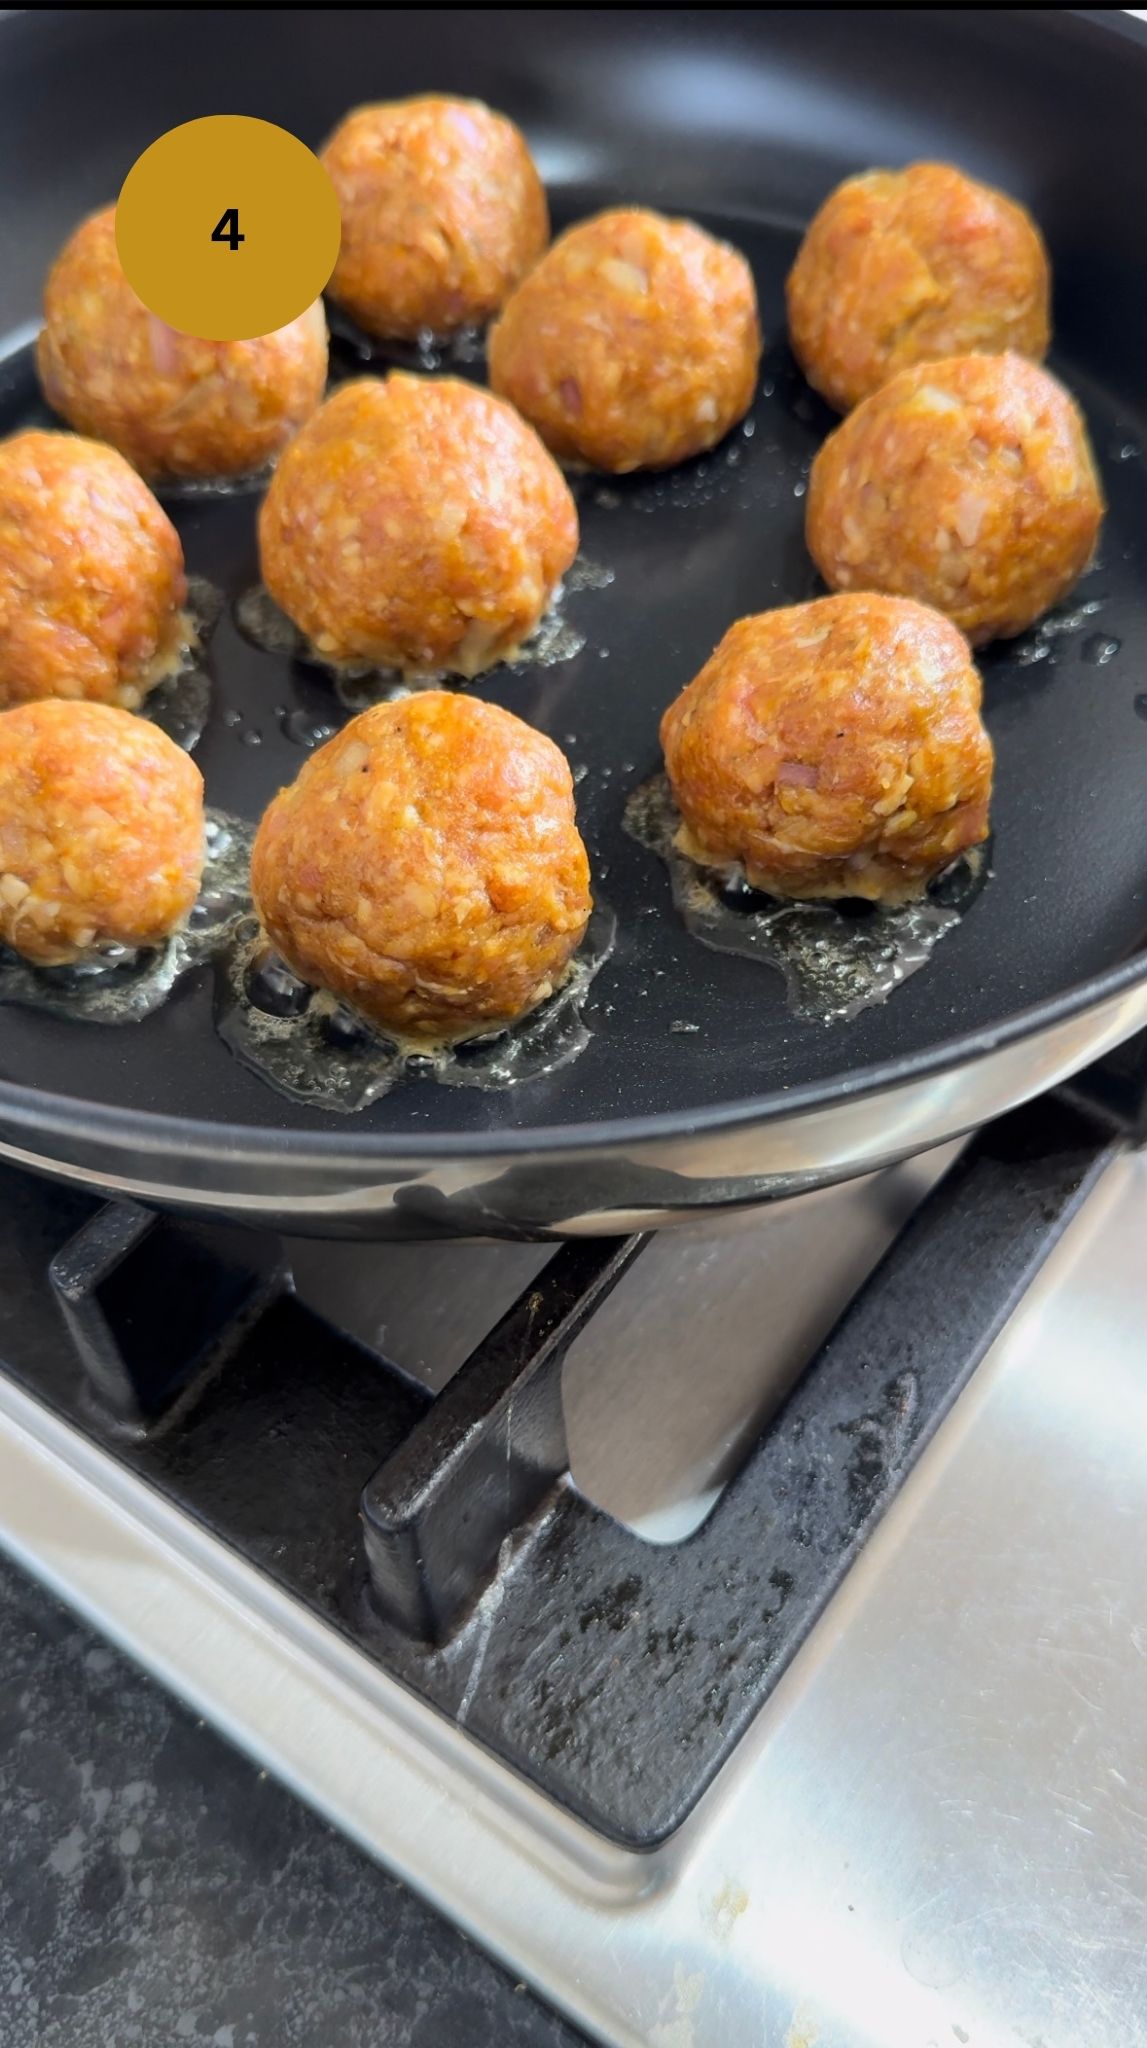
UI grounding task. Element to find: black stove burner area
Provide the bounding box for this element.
[1,1052,1140,1849]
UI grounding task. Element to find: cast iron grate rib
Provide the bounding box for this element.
[0,1089,1120,1848]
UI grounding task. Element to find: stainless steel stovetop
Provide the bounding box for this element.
[0,1090,1144,2048]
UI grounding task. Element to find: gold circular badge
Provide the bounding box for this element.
[115,115,341,341]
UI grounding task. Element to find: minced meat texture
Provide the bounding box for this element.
[661,592,993,903]
[0,429,186,708]
[0,699,203,962]
[251,692,592,1041]
[38,207,328,480]
[258,374,578,676]
[805,353,1103,644]
[787,162,1050,414]
[489,207,760,473]
[322,96,548,341]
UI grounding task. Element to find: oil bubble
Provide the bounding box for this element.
[1081,633,1121,666]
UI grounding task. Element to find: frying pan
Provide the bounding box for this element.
[0,6,1145,1239]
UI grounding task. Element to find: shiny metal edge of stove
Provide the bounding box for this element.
[0,1371,647,1891]
[0,1152,1138,2048]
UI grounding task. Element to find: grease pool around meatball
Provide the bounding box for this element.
[321,95,548,340]
[660,593,993,905]
[258,374,579,676]
[806,353,1103,645]
[38,207,328,479]
[787,162,1050,413]
[0,700,204,964]
[250,692,593,1042]
[488,207,761,473]
[0,430,187,710]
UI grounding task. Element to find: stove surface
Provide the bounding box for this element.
[0,1096,1144,2045]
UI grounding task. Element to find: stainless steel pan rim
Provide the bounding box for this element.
[0,946,1143,1163]
[0,957,1142,1235]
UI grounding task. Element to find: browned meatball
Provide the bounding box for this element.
[488,208,761,472]
[660,594,993,904]
[258,374,578,676]
[0,699,204,964]
[251,692,592,1041]
[38,207,328,479]
[787,162,1050,413]
[0,430,186,710]
[806,353,1103,645]
[321,96,548,340]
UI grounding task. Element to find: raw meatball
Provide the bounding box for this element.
[321,96,548,340]
[787,162,1050,413]
[488,208,761,472]
[0,700,203,964]
[258,374,578,676]
[806,353,1103,645]
[251,692,592,1040]
[37,207,328,479]
[0,430,186,709]
[660,593,993,904]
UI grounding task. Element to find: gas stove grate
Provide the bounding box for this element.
[0,1088,1122,1849]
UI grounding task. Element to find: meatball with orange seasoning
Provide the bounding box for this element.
[660,594,993,905]
[0,430,186,710]
[806,353,1103,644]
[488,208,761,472]
[787,162,1050,413]
[321,96,548,340]
[251,693,592,1041]
[0,700,204,964]
[37,207,328,479]
[258,374,578,676]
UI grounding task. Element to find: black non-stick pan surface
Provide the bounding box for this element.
[0,10,1146,1194]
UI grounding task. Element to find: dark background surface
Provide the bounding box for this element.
[0,1549,586,2048]
[0,9,1144,1150]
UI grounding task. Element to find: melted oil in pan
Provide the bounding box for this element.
[234,557,612,709]
[146,575,224,753]
[0,810,253,1026]
[276,705,339,751]
[624,774,988,1024]
[497,606,585,678]
[562,557,615,593]
[1011,594,1106,668]
[215,902,616,1113]
[0,786,616,1108]
[232,583,425,704]
[155,464,276,503]
[326,307,487,376]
